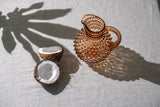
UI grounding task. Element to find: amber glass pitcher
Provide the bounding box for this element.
[74,14,121,63]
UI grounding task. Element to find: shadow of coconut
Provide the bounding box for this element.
[42,73,71,95]
[88,46,160,85]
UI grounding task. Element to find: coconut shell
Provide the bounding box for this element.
[39,49,64,63]
[33,60,61,85]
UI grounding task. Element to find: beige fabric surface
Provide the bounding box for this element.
[0,0,160,107]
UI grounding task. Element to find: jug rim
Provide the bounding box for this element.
[81,14,105,33]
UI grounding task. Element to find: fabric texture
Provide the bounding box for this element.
[0,0,160,107]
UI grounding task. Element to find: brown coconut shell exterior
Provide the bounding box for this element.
[33,60,61,85]
[39,49,64,63]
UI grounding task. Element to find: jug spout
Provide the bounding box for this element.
[81,14,105,38]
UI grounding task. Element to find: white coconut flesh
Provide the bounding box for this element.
[39,46,62,54]
[35,60,60,84]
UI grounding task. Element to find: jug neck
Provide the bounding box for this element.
[81,14,106,38]
[83,25,105,38]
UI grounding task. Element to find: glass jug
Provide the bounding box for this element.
[74,14,121,63]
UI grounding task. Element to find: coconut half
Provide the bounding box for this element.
[34,60,60,85]
[39,46,63,62]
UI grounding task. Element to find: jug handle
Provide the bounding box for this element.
[105,26,121,50]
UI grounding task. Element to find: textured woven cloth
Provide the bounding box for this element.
[0,0,160,107]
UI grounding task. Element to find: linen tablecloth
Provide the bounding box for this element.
[0,0,160,107]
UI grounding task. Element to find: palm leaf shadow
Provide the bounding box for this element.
[0,2,80,95]
[28,22,77,39]
[2,28,16,53]
[18,2,44,14]
[13,32,39,62]
[25,9,71,20]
